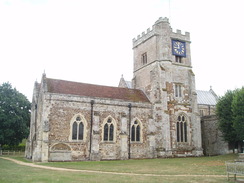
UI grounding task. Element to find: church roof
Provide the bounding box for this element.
[196,89,218,105]
[45,78,150,103]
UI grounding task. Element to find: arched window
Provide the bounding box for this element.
[71,115,86,141]
[176,114,187,142]
[131,120,141,142]
[103,118,115,142]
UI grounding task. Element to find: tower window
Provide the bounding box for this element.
[200,110,204,116]
[175,84,182,97]
[141,52,147,65]
[176,114,187,142]
[175,56,182,63]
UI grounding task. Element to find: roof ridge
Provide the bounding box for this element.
[47,77,141,92]
[196,90,210,92]
[45,77,150,103]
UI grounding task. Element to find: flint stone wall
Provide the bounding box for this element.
[43,93,153,161]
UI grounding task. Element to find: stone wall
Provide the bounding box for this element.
[132,17,202,157]
[198,104,216,116]
[201,115,229,155]
[31,91,154,161]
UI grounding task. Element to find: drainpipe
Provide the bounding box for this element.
[128,103,132,159]
[208,105,210,115]
[89,100,94,160]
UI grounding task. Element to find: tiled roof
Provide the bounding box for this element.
[196,90,218,105]
[45,78,150,103]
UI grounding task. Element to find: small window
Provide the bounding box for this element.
[141,52,147,65]
[175,84,182,97]
[103,118,115,142]
[76,116,81,121]
[176,114,187,142]
[131,120,141,142]
[175,56,182,63]
[200,110,204,116]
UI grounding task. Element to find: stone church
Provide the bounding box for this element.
[26,17,204,162]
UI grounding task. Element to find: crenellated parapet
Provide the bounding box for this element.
[171,29,190,42]
[133,17,190,48]
[132,26,156,48]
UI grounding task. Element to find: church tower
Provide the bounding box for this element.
[132,17,202,156]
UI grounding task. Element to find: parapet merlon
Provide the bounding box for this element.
[133,17,190,47]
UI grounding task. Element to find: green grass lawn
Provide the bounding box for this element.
[0,154,239,183]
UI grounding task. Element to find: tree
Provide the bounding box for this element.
[216,88,244,152]
[216,90,237,144]
[0,82,31,146]
[232,87,244,141]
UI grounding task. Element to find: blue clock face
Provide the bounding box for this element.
[172,40,186,57]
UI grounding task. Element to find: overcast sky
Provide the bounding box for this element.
[0,0,243,101]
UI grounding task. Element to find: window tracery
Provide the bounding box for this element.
[131,120,142,142]
[103,117,116,142]
[70,114,87,141]
[176,114,187,142]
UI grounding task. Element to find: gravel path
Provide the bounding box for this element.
[0,157,226,178]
